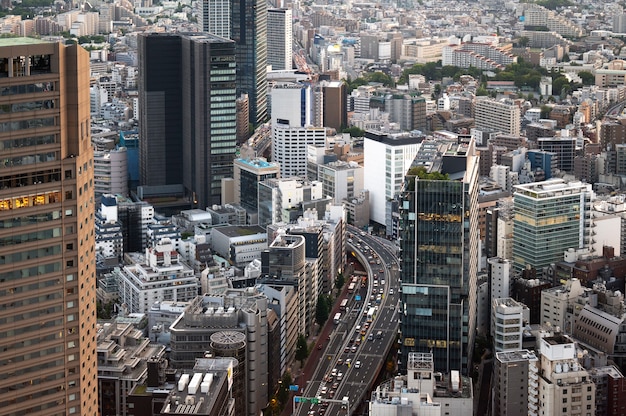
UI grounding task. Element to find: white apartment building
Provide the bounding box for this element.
[200,0,230,38]
[363,131,421,228]
[270,82,312,127]
[540,278,586,333]
[474,98,521,136]
[94,147,128,197]
[267,8,292,71]
[116,239,198,314]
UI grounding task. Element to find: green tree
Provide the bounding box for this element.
[315,294,330,326]
[552,76,569,96]
[540,104,552,119]
[335,272,345,290]
[342,126,365,137]
[578,71,594,86]
[295,334,309,366]
[517,36,530,47]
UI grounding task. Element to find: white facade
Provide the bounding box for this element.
[267,8,292,71]
[492,298,525,352]
[540,279,585,331]
[272,125,326,178]
[363,134,421,226]
[116,240,198,314]
[488,257,511,300]
[94,147,128,197]
[474,98,521,136]
[317,161,364,204]
[211,226,268,266]
[201,0,230,37]
[270,82,312,127]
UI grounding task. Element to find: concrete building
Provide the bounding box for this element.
[270,82,312,128]
[588,365,626,416]
[536,335,595,416]
[200,0,230,37]
[317,160,364,204]
[210,225,267,266]
[540,278,586,331]
[493,350,539,416]
[257,177,324,227]
[139,33,237,209]
[369,353,473,416]
[363,131,422,233]
[115,239,198,314]
[399,138,479,375]
[94,147,129,197]
[0,39,98,415]
[321,80,347,131]
[272,123,326,178]
[267,8,292,71]
[343,189,371,229]
[492,298,526,352]
[513,179,594,272]
[169,290,271,416]
[98,320,166,416]
[474,98,521,136]
[488,257,513,302]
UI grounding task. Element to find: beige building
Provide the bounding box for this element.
[0,39,98,414]
[402,37,449,63]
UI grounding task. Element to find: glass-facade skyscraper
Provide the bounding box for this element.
[139,33,237,209]
[398,138,479,375]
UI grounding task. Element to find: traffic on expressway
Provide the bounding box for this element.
[293,227,400,416]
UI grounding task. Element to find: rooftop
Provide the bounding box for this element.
[0,37,49,47]
[496,349,537,363]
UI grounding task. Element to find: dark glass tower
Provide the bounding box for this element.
[398,138,479,375]
[139,33,237,209]
[231,0,267,126]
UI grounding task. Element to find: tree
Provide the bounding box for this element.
[540,104,552,119]
[315,294,330,326]
[342,126,365,137]
[335,272,345,290]
[517,36,530,47]
[578,71,594,86]
[295,334,309,366]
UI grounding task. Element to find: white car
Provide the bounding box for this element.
[321,386,328,394]
[389,288,394,295]
[354,360,361,369]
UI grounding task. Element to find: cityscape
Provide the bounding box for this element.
[4,0,626,414]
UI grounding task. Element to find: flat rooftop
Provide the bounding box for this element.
[0,37,49,47]
[496,350,537,363]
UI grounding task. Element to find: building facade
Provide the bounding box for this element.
[399,139,479,375]
[267,8,292,71]
[139,33,237,209]
[0,39,98,415]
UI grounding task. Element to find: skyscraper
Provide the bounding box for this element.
[139,33,237,209]
[0,39,98,414]
[398,138,479,375]
[267,8,292,71]
[233,0,268,125]
[201,0,231,38]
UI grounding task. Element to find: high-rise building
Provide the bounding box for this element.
[200,0,230,37]
[139,33,237,209]
[398,138,479,375]
[491,298,525,352]
[267,8,292,71]
[493,350,539,416]
[512,179,594,272]
[233,0,268,125]
[538,136,576,172]
[0,39,98,415]
[233,157,280,214]
[321,80,347,131]
[272,123,326,178]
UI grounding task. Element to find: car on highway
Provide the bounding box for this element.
[351,345,357,353]
[317,344,323,350]
[389,288,394,295]
[355,360,361,369]
[345,358,352,366]
[321,386,327,394]
[336,372,343,381]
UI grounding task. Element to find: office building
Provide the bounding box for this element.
[321,80,347,131]
[474,98,521,136]
[272,124,326,178]
[200,0,230,38]
[488,257,512,301]
[538,136,576,172]
[233,157,279,215]
[267,8,292,71]
[257,177,323,227]
[512,179,594,272]
[493,350,539,416]
[139,33,237,209]
[270,82,312,128]
[589,365,626,416]
[317,160,363,204]
[363,131,422,234]
[398,138,479,375]
[0,39,98,415]
[169,291,271,416]
[233,0,267,125]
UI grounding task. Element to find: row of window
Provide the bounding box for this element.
[0,116,54,133]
